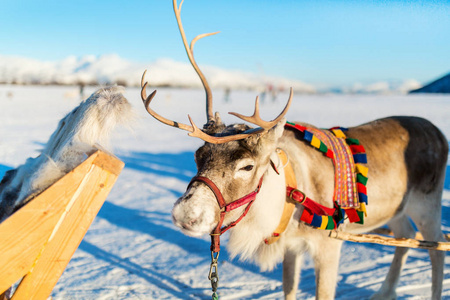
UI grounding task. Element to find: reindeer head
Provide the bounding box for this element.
[172,119,288,237]
[142,0,292,240]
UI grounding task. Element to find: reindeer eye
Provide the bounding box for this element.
[240,165,254,171]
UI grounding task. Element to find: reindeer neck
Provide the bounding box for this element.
[226,150,287,259]
[278,132,335,208]
[249,150,287,229]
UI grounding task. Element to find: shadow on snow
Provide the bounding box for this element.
[118,151,197,183]
[445,165,450,190]
[78,240,202,299]
[0,164,12,180]
[88,200,285,299]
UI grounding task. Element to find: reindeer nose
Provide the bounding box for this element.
[171,213,183,228]
[172,204,197,229]
[172,211,208,237]
[172,213,196,230]
[181,219,199,231]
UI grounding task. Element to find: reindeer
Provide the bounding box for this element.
[141,1,448,299]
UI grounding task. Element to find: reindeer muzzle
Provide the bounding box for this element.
[187,175,264,253]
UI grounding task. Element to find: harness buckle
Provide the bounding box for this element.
[289,188,306,204]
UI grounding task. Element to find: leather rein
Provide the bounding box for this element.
[188,175,264,253]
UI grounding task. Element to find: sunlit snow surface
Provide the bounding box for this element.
[0,85,449,299]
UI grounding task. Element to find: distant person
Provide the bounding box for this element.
[79,83,85,100]
[223,87,231,102]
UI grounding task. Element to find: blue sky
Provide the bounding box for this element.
[1,0,449,86]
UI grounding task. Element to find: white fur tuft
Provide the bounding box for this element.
[0,86,134,221]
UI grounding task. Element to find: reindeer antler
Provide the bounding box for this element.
[173,0,218,124]
[140,0,293,144]
[230,88,293,129]
[141,71,264,144]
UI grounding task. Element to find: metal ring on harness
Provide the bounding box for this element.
[289,188,306,204]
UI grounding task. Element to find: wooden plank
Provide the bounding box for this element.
[11,151,123,300]
[329,230,450,251]
[369,227,450,241]
[0,150,124,298]
[92,150,124,176]
[0,152,100,293]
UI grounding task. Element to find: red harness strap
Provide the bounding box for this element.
[286,186,336,216]
[188,175,264,253]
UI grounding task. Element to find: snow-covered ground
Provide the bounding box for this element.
[0,84,449,299]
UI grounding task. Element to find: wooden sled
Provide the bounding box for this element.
[0,150,124,299]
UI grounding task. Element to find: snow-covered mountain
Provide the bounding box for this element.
[0,54,426,94]
[410,72,450,94]
[0,54,316,93]
[325,79,422,95]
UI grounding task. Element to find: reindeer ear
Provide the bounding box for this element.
[260,117,286,144]
[269,118,286,141]
[244,118,286,150]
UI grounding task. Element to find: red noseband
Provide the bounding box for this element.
[187,175,264,253]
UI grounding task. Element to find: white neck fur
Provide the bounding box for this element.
[227,150,289,271]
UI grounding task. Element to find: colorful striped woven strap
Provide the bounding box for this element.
[284,122,369,229]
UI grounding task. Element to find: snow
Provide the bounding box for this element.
[0,84,449,299]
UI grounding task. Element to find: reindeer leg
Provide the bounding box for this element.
[283,248,303,300]
[426,243,445,300]
[406,190,445,300]
[312,235,343,300]
[371,214,416,300]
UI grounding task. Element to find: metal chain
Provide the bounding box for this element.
[208,251,220,299]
